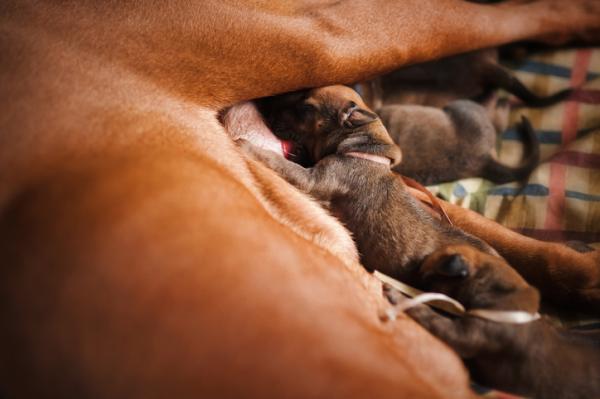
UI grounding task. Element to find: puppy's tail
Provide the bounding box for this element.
[481,116,540,184]
[483,64,572,107]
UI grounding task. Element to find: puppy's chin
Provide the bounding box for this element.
[337,135,402,167]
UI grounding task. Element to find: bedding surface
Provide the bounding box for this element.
[428,47,600,399]
[432,48,600,249]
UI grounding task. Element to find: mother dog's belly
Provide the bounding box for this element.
[0,18,472,397]
[0,58,471,398]
[0,144,471,398]
[0,23,358,269]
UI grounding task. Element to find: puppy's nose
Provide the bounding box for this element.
[438,254,469,278]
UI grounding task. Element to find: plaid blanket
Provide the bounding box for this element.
[424,47,600,399]
[430,48,600,249]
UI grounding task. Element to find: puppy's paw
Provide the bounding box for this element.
[236,138,257,153]
[405,304,439,326]
[237,138,292,176]
[237,139,274,161]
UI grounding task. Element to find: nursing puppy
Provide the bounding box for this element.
[242,86,600,398]
[401,245,600,399]
[242,85,497,278]
[379,99,540,185]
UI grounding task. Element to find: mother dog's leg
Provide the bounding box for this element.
[17,0,600,107]
[432,195,600,310]
[0,152,472,398]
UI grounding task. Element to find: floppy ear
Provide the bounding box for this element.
[280,89,310,106]
[436,254,469,278]
[338,102,378,128]
[256,90,309,112]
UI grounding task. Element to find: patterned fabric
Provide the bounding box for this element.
[425,48,600,399]
[429,48,600,248]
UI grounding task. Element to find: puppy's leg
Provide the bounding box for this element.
[481,62,572,108]
[406,306,503,358]
[239,141,315,193]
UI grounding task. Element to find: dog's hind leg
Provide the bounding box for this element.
[443,202,600,311]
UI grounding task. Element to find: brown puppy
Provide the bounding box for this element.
[242,86,499,279]
[357,48,571,110]
[256,86,402,166]
[244,86,600,398]
[403,245,600,399]
[379,99,539,185]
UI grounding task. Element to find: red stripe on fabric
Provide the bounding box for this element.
[544,50,592,231]
[569,89,600,104]
[562,50,592,145]
[562,102,579,146]
[514,228,600,243]
[571,49,593,87]
[550,151,600,168]
[544,163,566,230]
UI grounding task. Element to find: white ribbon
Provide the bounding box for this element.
[374,270,541,324]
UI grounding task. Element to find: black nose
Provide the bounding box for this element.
[437,254,469,278]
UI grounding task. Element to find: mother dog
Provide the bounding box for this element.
[1,1,599,398]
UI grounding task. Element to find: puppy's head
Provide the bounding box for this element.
[418,245,540,313]
[261,85,402,166]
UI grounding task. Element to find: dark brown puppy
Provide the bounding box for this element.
[243,85,498,278]
[245,86,600,398]
[256,85,402,167]
[379,99,540,185]
[357,48,571,110]
[402,245,600,399]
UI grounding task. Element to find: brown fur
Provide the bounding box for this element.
[403,245,600,399]
[379,99,540,185]
[2,1,600,397]
[256,86,402,166]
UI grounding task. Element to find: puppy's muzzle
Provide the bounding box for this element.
[338,133,402,167]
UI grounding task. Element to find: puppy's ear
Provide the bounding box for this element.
[257,90,309,111]
[280,90,310,106]
[436,254,469,278]
[339,102,378,128]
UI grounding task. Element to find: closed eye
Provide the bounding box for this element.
[490,281,516,294]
